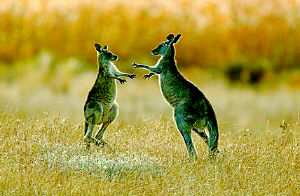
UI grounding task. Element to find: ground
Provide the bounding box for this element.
[0,77,299,195]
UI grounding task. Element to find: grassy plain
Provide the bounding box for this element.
[1,71,299,194]
[1,0,300,195]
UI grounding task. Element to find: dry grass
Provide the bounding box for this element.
[1,0,300,194]
[0,110,299,195]
[0,71,299,194]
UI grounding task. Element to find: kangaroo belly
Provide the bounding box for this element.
[87,79,116,113]
[159,73,208,111]
[159,76,181,107]
[161,87,180,107]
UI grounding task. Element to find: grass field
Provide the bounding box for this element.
[1,75,299,195]
[1,0,300,194]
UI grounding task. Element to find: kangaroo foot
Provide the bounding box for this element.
[96,139,114,151]
[95,139,108,148]
[84,136,93,149]
[209,148,220,160]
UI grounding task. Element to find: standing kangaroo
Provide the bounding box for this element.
[133,34,219,158]
[84,44,135,148]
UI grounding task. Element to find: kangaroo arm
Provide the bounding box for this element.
[106,69,127,84]
[110,65,136,79]
[132,63,162,74]
[114,71,136,79]
[108,76,127,84]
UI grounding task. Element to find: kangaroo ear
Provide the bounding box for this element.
[166,34,175,41]
[172,34,181,44]
[103,45,108,50]
[95,43,102,52]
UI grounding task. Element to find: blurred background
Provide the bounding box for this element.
[0,0,299,130]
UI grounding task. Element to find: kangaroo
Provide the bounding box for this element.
[84,43,135,148]
[133,34,219,159]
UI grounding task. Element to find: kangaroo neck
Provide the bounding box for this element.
[95,63,111,83]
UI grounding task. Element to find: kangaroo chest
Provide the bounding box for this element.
[88,77,116,106]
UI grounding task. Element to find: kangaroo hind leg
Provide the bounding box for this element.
[95,103,118,148]
[174,106,198,159]
[84,101,103,148]
[192,128,209,146]
[207,118,219,158]
[84,121,88,136]
[84,123,95,148]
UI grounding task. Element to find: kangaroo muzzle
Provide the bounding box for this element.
[112,55,118,61]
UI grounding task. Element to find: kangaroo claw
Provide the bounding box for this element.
[119,79,127,84]
[128,74,136,79]
[132,63,140,68]
[143,73,154,79]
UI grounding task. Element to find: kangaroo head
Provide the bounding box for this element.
[95,43,118,63]
[152,34,181,57]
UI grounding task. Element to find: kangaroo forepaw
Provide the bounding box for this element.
[118,78,127,84]
[132,63,140,68]
[143,73,154,79]
[128,74,136,79]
